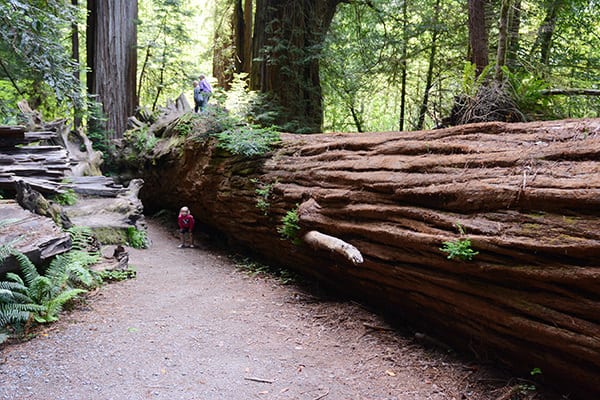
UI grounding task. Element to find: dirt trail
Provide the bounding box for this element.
[1,221,536,400]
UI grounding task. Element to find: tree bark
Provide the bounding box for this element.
[250,0,344,133]
[494,0,511,82]
[233,0,253,76]
[86,0,138,138]
[137,117,600,399]
[416,0,440,130]
[531,0,564,67]
[506,0,521,70]
[468,0,489,76]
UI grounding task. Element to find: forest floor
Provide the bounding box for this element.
[0,220,560,400]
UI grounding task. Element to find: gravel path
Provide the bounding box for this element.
[1,221,528,400]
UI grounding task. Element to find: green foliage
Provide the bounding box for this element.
[137,0,196,111]
[461,63,493,97]
[505,70,551,119]
[251,179,275,215]
[51,189,78,206]
[215,125,281,157]
[440,223,479,261]
[0,0,83,122]
[127,227,149,249]
[0,227,107,342]
[96,267,137,283]
[277,207,301,243]
[232,256,297,284]
[173,112,202,137]
[125,127,159,156]
[0,250,87,338]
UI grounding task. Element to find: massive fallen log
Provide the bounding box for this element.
[135,118,600,398]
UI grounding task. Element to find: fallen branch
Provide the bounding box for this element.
[313,389,330,400]
[243,376,274,384]
[303,230,363,265]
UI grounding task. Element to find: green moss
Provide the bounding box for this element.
[91,227,129,245]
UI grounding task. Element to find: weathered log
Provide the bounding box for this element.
[0,200,71,275]
[136,118,600,398]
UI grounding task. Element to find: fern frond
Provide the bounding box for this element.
[28,276,55,304]
[66,226,97,252]
[65,261,98,288]
[41,288,86,323]
[0,308,31,327]
[45,254,69,287]
[0,303,43,326]
[10,251,39,286]
[68,250,101,268]
[0,287,33,304]
[4,273,25,286]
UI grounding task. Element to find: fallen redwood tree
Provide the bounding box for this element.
[133,117,600,398]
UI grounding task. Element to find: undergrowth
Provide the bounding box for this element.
[232,256,297,285]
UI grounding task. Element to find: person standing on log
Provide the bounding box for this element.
[177,206,195,248]
[198,74,212,112]
[193,81,203,113]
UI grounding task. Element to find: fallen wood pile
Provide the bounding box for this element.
[0,124,127,197]
[1,116,144,275]
[0,125,70,194]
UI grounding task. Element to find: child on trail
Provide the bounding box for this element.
[178,206,195,248]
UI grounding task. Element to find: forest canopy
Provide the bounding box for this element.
[0,0,598,136]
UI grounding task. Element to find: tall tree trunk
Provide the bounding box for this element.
[87,0,138,139]
[468,0,489,76]
[213,0,235,89]
[416,0,440,130]
[399,0,408,131]
[531,0,564,67]
[234,0,244,75]
[231,0,254,77]
[506,0,521,69]
[250,0,344,133]
[494,0,511,82]
[71,0,81,129]
[233,0,253,76]
[242,0,253,74]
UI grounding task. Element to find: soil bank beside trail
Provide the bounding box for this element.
[1,220,541,400]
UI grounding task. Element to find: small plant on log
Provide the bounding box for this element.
[215,125,281,157]
[173,112,201,137]
[251,179,275,215]
[126,127,158,156]
[51,189,78,206]
[440,223,479,261]
[278,207,301,243]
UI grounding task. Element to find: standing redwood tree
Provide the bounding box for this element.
[87,0,138,139]
[250,0,346,133]
[468,0,488,76]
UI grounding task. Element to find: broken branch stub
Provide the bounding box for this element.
[302,230,363,265]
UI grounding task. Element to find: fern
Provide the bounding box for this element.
[41,288,86,323]
[67,226,99,254]
[10,251,40,287]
